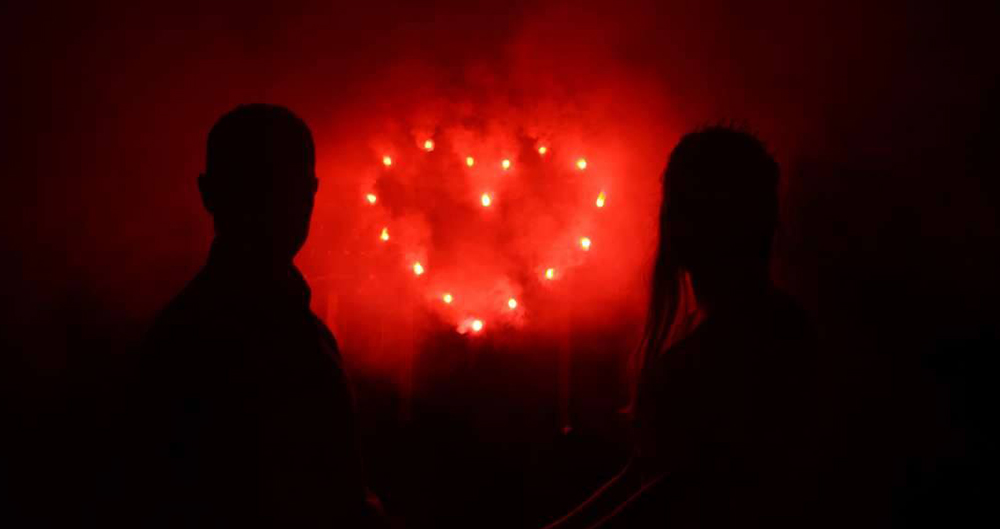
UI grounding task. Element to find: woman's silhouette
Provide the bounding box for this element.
[545,127,816,528]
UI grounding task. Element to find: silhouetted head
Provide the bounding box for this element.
[663,126,778,299]
[199,104,317,264]
[639,126,779,366]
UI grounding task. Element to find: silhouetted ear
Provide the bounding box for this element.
[198,173,215,214]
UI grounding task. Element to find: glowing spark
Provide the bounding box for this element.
[471,319,484,332]
[580,237,592,251]
[382,155,392,167]
[380,227,390,241]
[576,158,588,170]
[466,156,475,167]
[481,193,492,207]
[538,146,548,155]
[413,262,425,276]
[508,298,518,310]
[545,268,556,280]
[501,159,511,170]
[443,293,453,304]
[596,191,606,208]
[423,139,434,152]
[366,193,377,205]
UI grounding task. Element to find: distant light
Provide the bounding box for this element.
[413,262,425,276]
[366,193,377,205]
[423,139,434,152]
[596,191,606,208]
[466,156,475,167]
[538,146,548,155]
[481,193,492,207]
[576,158,588,170]
[501,159,512,170]
[580,237,592,251]
[508,298,518,310]
[382,155,392,167]
[380,227,390,241]
[471,319,484,332]
[545,268,556,280]
[443,293,454,304]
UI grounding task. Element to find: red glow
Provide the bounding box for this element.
[306,79,656,363]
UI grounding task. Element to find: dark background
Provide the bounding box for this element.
[2,1,998,527]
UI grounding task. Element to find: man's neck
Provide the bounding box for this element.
[207,237,296,280]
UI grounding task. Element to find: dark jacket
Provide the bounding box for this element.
[136,244,380,528]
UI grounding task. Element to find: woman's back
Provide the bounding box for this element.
[632,288,817,527]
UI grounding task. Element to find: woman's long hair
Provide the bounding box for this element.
[627,190,687,413]
[635,209,682,374]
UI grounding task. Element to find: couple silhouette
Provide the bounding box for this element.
[137,104,815,528]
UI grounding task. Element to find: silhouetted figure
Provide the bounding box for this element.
[136,105,384,528]
[544,127,816,528]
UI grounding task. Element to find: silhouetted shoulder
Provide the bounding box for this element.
[768,288,812,327]
[145,273,209,331]
[758,288,816,344]
[140,270,238,376]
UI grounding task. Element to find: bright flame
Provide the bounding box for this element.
[382,155,392,167]
[508,298,518,310]
[596,191,606,208]
[580,237,592,251]
[501,159,511,170]
[380,227,390,241]
[366,193,377,205]
[466,156,475,167]
[538,146,548,155]
[471,319,484,332]
[413,262,425,276]
[423,139,434,152]
[481,193,492,207]
[545,268,556,280]
[443,293,453,304]
[576,158,588,170]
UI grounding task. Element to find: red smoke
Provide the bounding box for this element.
[299,16,669,375]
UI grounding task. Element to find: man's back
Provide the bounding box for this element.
[138,249,368,527]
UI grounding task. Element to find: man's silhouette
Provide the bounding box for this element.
[138,105,383,527]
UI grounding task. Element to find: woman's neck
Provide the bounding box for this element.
[693,276,771,317]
